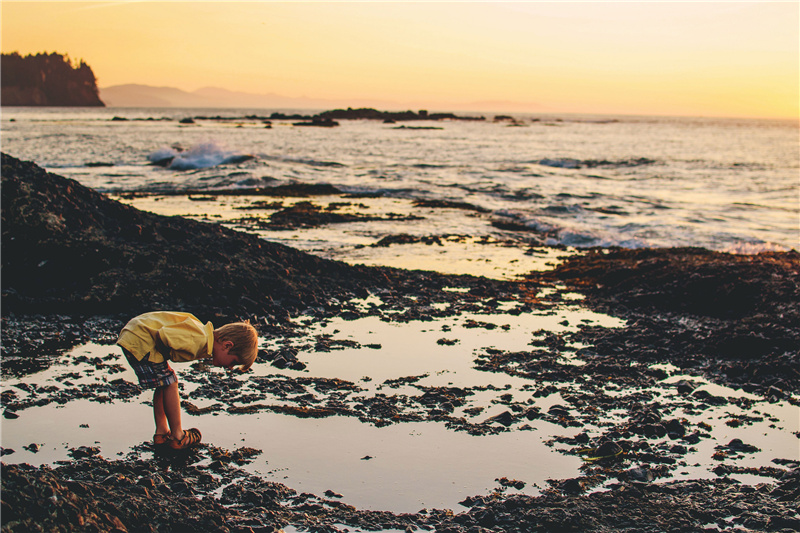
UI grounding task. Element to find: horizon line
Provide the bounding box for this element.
[97,83,799,122]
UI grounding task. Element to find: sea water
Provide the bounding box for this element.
[2,107,797,260]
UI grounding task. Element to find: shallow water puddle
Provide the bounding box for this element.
[1,397,580,512]
[2,306,798,513]
[0,306,611,512]
[265,307,622,388]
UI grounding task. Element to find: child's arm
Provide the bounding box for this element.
[154,331,172,359]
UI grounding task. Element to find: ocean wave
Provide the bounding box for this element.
[722,241,793,254]
[260,155,344,168]
[537,158,655,169]
[546,228,650,249]
[542,204,583,214]
[148,142,254,170]
[494,210,651,249]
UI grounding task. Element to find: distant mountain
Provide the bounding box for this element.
[99,84,212,107]
[99,84,541,114]
[1,52,104,107]
[100,84,394,110]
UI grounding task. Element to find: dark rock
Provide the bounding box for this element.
[595,441,624,458]
[721,439,760,453]
[496,477,525,490]
[625,466,654,483]
[675,380,696,394]
[293,118,339,127]
[643,424,667,438]
[683,431,702,445]
[317,107,484,122]
[69,446,101,459]
[547,405,571,418]
[559,478,584,494]
[486,411,514,427]
[664,418,686,438]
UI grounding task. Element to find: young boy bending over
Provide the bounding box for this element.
[117,311,258,450]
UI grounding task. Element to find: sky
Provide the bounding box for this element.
[2,1,798,118]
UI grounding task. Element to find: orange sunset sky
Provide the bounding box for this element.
[2,1,798,119]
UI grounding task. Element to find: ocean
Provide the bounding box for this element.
[2,107,797,278]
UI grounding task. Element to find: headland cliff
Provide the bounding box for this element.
[1,52,104,107]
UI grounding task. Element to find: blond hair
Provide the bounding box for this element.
[215,321,258,371]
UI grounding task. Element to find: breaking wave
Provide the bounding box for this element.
[148,142,254,170]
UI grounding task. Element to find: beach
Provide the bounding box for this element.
[1,150,798,532]
[3,0,799,527]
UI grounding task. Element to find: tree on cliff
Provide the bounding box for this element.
[1,51,104,107]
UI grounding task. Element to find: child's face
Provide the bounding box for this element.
[212,339,239,369]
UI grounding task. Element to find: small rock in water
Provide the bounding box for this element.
[496,477,526,490]
[559,478,584,494]
[675,380,696,394]
[595,441,624,458]
[664,418,686,438]
[23,443,39,453]
[625,466,654,483]
[720,438,761,453]
[69,446,101,459]
[486,411,514,427]
[547,405,571,418]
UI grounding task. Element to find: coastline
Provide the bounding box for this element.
[2,153,798,531]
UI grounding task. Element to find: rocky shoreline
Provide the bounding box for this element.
[2,153,798,532]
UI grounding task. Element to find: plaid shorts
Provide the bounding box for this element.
[123,348,177,389]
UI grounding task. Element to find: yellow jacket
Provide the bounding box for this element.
[117,311,214,364]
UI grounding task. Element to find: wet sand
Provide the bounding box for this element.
[2,153,798,532]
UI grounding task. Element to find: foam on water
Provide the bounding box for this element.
[148,141,253,170]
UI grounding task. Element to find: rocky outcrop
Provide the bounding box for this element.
[0,153,506,323]
[1,52,104,107]
[317,107,485,122]
[0,153,380,320]
[532,247,800,395]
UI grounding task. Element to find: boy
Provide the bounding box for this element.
[117,311,258,450]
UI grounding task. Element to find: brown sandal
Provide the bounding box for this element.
[169,428,202,450]
[153,432,171,446]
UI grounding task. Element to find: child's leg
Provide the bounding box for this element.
[152,387,170,437]
[122,348,179,442]
[159,381,185,442]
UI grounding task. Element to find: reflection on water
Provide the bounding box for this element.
[116,193,574,280]
[1,304,797,513]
